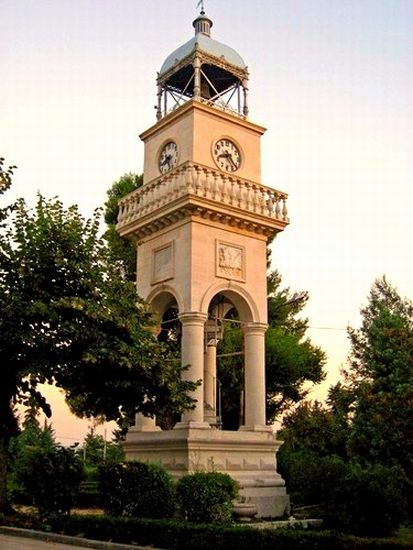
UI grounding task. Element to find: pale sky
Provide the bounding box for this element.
[2,0,412,444]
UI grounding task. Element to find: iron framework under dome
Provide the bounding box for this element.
[156,12,250,120]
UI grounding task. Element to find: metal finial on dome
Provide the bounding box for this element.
[196,0,205,13]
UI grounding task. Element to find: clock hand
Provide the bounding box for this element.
[218,151,237,170]
[160,154,172,167]
[227,154,237,170]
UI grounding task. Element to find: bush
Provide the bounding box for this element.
[6,513,413,550]
[278,450,347,507]
[15,445,84,517]
[176,471,238,524]
[325,463,406,537]
[99,461,175,519]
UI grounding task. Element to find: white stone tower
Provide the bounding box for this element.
[117,8,290,518]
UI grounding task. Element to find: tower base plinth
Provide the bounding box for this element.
[123,426,290,519]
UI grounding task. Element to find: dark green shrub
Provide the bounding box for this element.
[279,450,348,507]
[176,471,238,524]
[16,445,84,517]
[7,514,413,550]
[99,460,175,519]
[325,463,406,537]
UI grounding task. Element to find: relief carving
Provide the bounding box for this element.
[153,243,174,283]
[216,241,245,281]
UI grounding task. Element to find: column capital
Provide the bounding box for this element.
[179,311,208,325]
[243,322,268,335]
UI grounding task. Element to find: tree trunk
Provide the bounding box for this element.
[0,398,18,515]
[0,436,8,515]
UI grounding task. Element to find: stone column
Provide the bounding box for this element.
[204,342,217,410]
[241,322,269,430]
[132,412,161,432]
[175,312,210,428]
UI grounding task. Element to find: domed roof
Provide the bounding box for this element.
[159,13,247,76]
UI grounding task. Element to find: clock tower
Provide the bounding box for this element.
[117,9,290,518]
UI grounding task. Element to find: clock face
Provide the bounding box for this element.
[213,138,241,173]
[159,141,179,174]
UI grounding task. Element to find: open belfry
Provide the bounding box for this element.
[117,8,290,517]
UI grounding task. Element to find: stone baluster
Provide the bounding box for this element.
[179,166,187,194]
[157,178,164,206]
[186,164,194,194]
[236,179,242,208]
[217,173,224,201]
[152,181,158,208]
[204,169,212,198]
[140,186,148,213]
[259,186,266,215]
[118,202,124,224]
[229,177,235,205]
[147,184,154,213]
[195,166,201,195]
[253,185,259,213]
[127,198,134,221]
[274,193,281,219]
[282,196,288,220]
[170,173,177,198]
[244,182,251,210]
[265,191,273,218]
[213,172,219,200]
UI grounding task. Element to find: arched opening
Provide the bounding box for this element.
[204,290,256,431]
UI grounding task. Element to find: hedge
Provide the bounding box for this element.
[4,514,412,550]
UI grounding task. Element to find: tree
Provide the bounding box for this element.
[277,399,348,506]
[0,189,197,513]
[80,427,124,467]
[345,276,413,484]
[7,408,56,503]
[16,444,84,517]
[217,271,326,428]
[103,172,142,281]
[278,277,412,532]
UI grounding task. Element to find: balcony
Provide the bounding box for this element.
[117,162,289,240]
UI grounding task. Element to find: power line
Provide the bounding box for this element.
[308,326,347,332]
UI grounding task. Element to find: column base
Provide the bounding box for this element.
[239,424,274,433]
[173,420,211,430]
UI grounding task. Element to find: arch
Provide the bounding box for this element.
[146,284,184,318]
[200,281,260,322]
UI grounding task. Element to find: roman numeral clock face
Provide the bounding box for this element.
[213,139,241,173]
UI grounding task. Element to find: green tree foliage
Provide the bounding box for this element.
[0,190,197,513]
[103,172,142,281]
[345,276,413,476]
[218,272,326,428]
[16,444,84,517]
[265,271,326,419]
[8,407,56,503]
[278,277,413,534]
[80,428,124,468]
[325,462,406,537]
[0,158,16,225]
[277,400,349,506]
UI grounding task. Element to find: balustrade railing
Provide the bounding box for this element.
[117,162,288,228]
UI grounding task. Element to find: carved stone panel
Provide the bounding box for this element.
[152,242,174,284]
[216,240,245,282]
